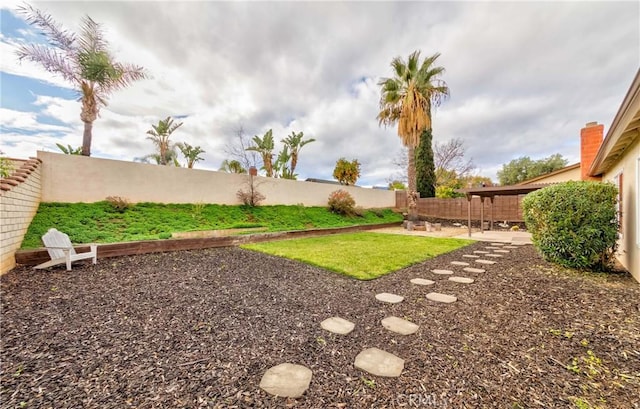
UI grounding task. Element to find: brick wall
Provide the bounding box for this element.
[580,122,604,181]
[0,158,42,274]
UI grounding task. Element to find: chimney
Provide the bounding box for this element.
[580,122,603,181]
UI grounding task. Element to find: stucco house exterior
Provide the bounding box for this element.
[589,69,639,282]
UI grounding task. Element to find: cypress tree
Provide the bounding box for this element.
[416,129,436,198]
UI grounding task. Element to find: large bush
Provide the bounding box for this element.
[327,189,356,215]
[522,181,619,270]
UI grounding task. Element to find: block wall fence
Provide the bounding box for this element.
[0,158,43,273]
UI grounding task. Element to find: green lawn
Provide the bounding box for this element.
[241,232,473,280]
[21,202,403,249]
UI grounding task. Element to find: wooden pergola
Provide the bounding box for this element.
[457,184,548,237]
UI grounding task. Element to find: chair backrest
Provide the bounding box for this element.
[42,228,76,260]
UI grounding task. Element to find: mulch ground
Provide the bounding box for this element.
[1,242,639,408]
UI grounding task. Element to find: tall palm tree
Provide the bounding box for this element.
[16,4,147,156]
[282,131,315,176]
[377,51,449,194]
[177,142,205,168]
[146,117,183,166]
[246,129,275,177]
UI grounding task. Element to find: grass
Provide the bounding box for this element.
[241,232,473,280]
[21,202,403,249]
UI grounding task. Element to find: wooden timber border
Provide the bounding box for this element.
[15,222,402,267]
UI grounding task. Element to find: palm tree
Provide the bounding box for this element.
[273,145,296,179]
[282,131,315,176]
[246,129,275,177]
[377,51,449,194]
[219,159,246,174]
[177,142,205,168]
[146,117,183,166]
[16,4,147,156]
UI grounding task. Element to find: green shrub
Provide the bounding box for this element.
[328,190,356,215]
[522,181,618,270]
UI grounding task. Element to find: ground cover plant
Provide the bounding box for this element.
[1,243,638,408]
[242,232,472,279]
[21,202,402,248]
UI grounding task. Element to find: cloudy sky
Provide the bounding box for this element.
[1,1,638,187]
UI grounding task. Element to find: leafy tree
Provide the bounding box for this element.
[282,131,315,176]
[0,151,14,178]
[273,145,296,179]
[377,50,449,195]
[146,117,183,166]
[333,158,361,185]
[219,159,246,173]
[16,4,147,156]
[497,154,568,185]
[415,129,436,198]
[55,143,82,155]
[176,142,205,169]
[246,129,275,177]
[388,180,406,190]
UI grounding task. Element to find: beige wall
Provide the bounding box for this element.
[1,159,42,274]
[602,138,639,282]
[522,166,582,185]
[37,151,395,208]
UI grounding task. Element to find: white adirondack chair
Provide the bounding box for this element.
[34,228,98,271]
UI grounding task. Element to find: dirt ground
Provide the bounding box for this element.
[1,241,639,408]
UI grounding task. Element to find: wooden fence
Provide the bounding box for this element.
[395,191,525,222]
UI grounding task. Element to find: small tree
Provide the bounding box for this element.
[246,129,275,177]
[523,181,619,270]
[333,158,361,185]
[415,129,436,198]
[146,117,183,166]
[236,174,265,206]
[177,142,205,168]
[219,159,246,173]
[56,143,82,155]
[0,151,14,178]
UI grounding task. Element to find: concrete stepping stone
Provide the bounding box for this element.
[354,348,404,377]
[475,259,496,265]
[259,363,312,398]
[410,278,435,286]
[490,242,505,246]
[320,317,355,335]
[432,269,454,275]
[486,254,503,258]
[381,316,419,335]
[504,246,519,249]
[449,276,474,284]
[485,246,501,250]
[473,250,490,254]
[463,254,479,258]
[375,293,404,304]
[494,249,510,253]
[451,261,470,266]
[426,292,457,303]
[463,267,486,273]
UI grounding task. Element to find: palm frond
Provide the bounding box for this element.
[16,43,78,83]
[78,15,107,53]
[17,3,75,51]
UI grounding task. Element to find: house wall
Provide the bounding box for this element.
[37,151,396,208]
[602,138,639,282]
[521,166,582,185]
[0,158,42,274]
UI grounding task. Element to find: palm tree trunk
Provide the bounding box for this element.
[82,121,93,156]
[407,146,419,221]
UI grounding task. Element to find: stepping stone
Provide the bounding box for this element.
[432,269,454,275]
[259,363,312,398]
[490,243,505,246]
[449,276,475,284]
[475,259,496,265]
[451,261,470,266]
[486,254,503,258]
[375,293,404,304]
[464,267,486,273]
[354,348,404,377]
[485,246,501,250]
[494,249,510,253]
[410,278,435,286]
[426,292,457,303]
[504,246,518,249]
[473,250,489,254]
[463,254,479,258]
[320,317,355,335]
[381,316,419,335]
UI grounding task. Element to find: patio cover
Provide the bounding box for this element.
[457,184,548,237]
